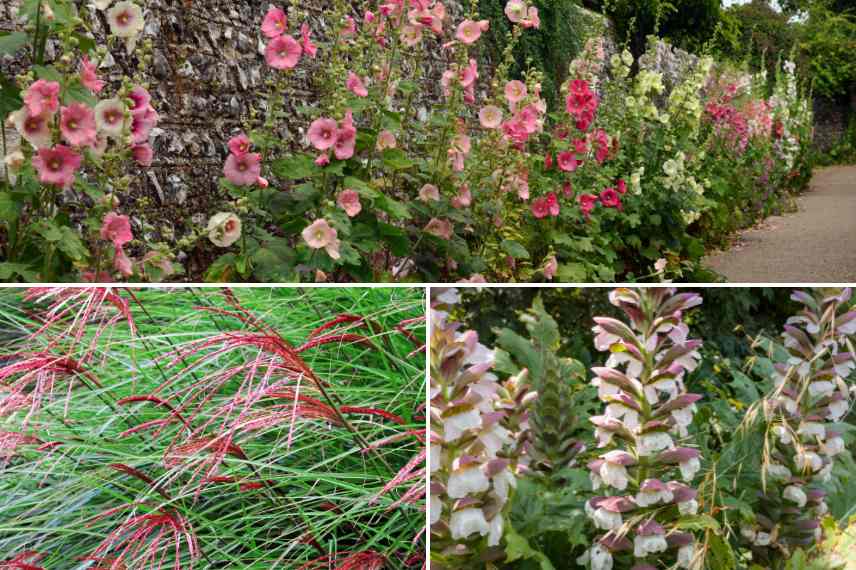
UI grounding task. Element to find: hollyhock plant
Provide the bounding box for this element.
[743,289,856,563]
[10,107,52,149]
[261,6,288,38]
[228,133,252,156]
[346,73,369,97]
[94,99,127,138]
[579,288,704,570]
[308,118,339,151]
[430,290,534,566]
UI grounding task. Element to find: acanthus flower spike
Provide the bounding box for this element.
[580,287,704,570]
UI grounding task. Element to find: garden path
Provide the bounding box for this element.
[704,165,856,282]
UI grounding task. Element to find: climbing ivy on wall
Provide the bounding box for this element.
[478,0,597,109]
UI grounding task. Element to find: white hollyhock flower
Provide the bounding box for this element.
[784,485,807,507]
[634,534,668,557]
[638,431,673,456]
[680,456,701,482]
[449,507,490,540]
[443,408,481,442]
[593,508,622,530]
[430,494,442,525]
[447,465,490,498]
[677,543,695,568]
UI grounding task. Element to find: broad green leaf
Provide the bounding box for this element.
[270,154,318,180]
[0,192,21,222]
[381,148,415,170]
[0,262,37,281]
[501,239,530,259]
[204,253,238,282]
[675,514,720,531]
[503,524,555,570]
[557,262,586,282]
[54,227,89,261]
[0,32,28,56]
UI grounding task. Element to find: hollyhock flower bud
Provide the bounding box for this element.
[337,189,362,217]
[301,219,341,260]
[206,212,242,248]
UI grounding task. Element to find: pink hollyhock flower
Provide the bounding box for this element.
[302,219,341,260]
[346,72,369,97]
[546,192,559,216]
[451,184,471,209]
[419,183,440,202]
[128,85,151,116]
[531,197,548,219]
[80,56,106,94]
[563,181,573,198]
[94,98,127,138]
[376,130,397,151]
[60,103,98,147]
[616,179,627,194]
[23,80,60,116]
[579,193,597,219]
[505,80,527,104]
[557,150,579,172]
[424,218,453,240]
[315,153,330,166]
[600,187,622,209]
[333,112,356,160]
[544,153,553,170]
[400,24,422,47]
[517,105,540,133]
[505,0,526,22]
[130,106,158,144]
[265,35,302,70]
[132,143,153,166]
[341,15,357,37]
[261,7,287,38]
[113,245,133,277]
[300,23,317,57]
[223,152,262,186]
[365,11,375,23]
[32,145,81,189]
[573,138,588,154]
[594,129,610,163]
[308,118,339,151]
[337,189,362,217]
[100,212,133,246]
[228,133,252,156]
[455,19,489,44]
[479,105,503,129]
[544,255,558,279]
[10,107,52,148]
[521,6,540,28]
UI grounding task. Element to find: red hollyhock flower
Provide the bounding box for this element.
[616,179,627,194]
[600,187,622,210]
[579,193,598,219]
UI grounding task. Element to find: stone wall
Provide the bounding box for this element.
[812,95,853,153]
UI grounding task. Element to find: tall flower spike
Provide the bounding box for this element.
[743,288,856,563]
[495,295,585,486]
[429,290,533,567]
[580,288,704,570]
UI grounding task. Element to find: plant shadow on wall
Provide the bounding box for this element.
[1,0,814,283]
[430,287,856,569]
[0,287,425,568]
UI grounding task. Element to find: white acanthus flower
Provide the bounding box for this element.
[773,425,793,445]
[443,408,481,442]
[755,532,772,546]
[827,399,849,421]
[429,444,441,473]
[784,485,807,507]
[491,469,516,502]
[487,513,503,547]
[677,543,695,568]
[809,381,835,398]
[447,465,490,499]
[429,494,442,525]
[478,422,512,458]
[767,463,791,480]
[590,543,613,570]
[638,431,674,456]
[823,435,845,456]
[593,508,622,531]
[449,507,490,540]
[680,456,701,482]
[798,421,826,440]
[600,462,629,491]
[796,450,823,473]
[679,498,699,515]
[634,534,668,557]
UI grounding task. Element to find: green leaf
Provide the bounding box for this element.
[0,32,28,56]
[503,525,555,570]
[381,148,415,170]
[343,177,379,199]
[0,192,21,222]
[204,253,238,282]
[376,195,411,220]
[54,227,89,261]
[0,75,22,119]
[251,243,297,282]
[557,262,587,282]
[707,532,736,570]
[270,154,318,180]
[63,80,97,106]
[675,514,721,531]
[32,65,62,82]
[501,239,530,259]
[0,262,37,282]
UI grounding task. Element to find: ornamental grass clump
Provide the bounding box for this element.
[742,288,856,564]
[0,287,425,568]
[580,287,704,570]
[429,289,534,568]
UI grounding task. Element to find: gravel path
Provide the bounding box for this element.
[704,165,856,282]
